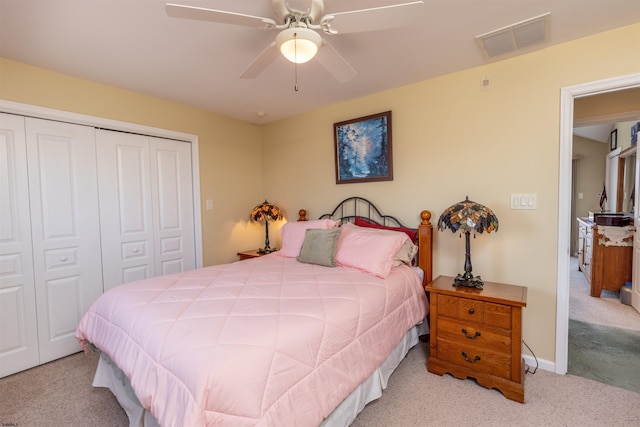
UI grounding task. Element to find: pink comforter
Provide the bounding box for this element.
[76,254,428,426]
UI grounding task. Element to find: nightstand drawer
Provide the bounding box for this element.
[438,295,484,321]
[437,318,511,355]
[438,295,511,329]
[436,337,512,379]
[485,303,512,329]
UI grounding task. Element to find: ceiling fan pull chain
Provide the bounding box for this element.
[294,32,299,92]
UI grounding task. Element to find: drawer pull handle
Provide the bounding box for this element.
[468,308,475,314]
[461,352,481,363]
[461,328,481,339]
[59,256,68,262]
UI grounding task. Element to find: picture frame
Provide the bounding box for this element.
[610,129,617,151]
[631,122,639,147]
[334,111,393,184]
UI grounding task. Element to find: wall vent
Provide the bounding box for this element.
[476,13,551,58]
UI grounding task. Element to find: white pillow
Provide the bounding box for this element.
[335,223,410,278]
[278,219,338,258]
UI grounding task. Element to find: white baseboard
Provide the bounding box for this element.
[523,354,555,373]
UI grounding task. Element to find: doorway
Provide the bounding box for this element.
[556,73,640,374]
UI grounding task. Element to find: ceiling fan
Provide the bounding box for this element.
[166,0,425,82]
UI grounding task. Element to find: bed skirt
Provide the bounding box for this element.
[93,321,428,427]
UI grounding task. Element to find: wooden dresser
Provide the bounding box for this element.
[577,217,633,297]
[426,275,527,402]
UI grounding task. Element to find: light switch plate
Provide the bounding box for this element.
[510,193,537,210]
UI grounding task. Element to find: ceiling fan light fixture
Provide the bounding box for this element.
[276,27,322,64]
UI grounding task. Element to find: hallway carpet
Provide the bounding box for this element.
[568,319,640,393]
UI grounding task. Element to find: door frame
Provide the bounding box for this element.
[0,99,204,269]
[556,73,640,374]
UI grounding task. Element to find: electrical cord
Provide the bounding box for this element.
[522,339,538,374]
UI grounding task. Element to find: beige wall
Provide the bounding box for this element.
[261,23,640,364]
[0,57,265,266]
[574,87,640,121]
[573,136,609,217]
[615,120,640,152]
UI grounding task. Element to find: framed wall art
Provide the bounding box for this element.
[334,111,393,184]
[610,129,617,151]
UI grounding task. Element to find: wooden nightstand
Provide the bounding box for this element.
[426,275,527,402]
[237,249,274,260]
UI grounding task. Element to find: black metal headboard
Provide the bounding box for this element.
[318,196,413,230]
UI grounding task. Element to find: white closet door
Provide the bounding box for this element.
[150,137,195,275]
[0,113,39,377]
[96,130,155,291]
[97,131,195,290]
[25,118,103,363]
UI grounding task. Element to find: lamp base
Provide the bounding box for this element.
[453,273,484,289]
[258,247,277,254]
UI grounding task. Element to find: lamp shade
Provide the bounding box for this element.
[276,27,322,64]
[251,200,282,253]
[251,200,282,222]
[437,197,499,235]
[437,196,498,289]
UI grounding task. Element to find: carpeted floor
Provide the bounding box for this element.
[2,342,640,427]
[568,319,640,393]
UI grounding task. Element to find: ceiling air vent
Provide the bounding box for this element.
[476,13,551,58]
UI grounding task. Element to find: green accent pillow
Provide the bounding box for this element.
[297,228,342,267]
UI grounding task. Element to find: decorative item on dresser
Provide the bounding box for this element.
[437,196,499,289]
[250,199,282,253]
[426,275,528,402]
[576,216,633,297]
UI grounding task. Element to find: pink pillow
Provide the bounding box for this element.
[335,223,410,278]
[278,219,338,258]
[354,216,418,242]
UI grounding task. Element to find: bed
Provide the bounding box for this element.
[76,197,433,427]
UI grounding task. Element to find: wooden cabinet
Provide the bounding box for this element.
[577,218,632,297]
[426,275,527,403]
[577,219,593,283]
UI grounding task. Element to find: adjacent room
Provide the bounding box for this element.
[1,1,639,426]
[570,101,640,392]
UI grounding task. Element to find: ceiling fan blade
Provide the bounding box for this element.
[320,1,424,34]
[239,41,279,79]
[166,3,276,29]
[316,39,357,83]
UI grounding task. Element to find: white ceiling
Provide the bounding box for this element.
[573,124,613,143]
[1,1,639,124]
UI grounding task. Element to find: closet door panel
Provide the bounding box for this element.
[96,130,155,291]
[25,118,102,363]
[0,113,39,377]
[150,138,195,275]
